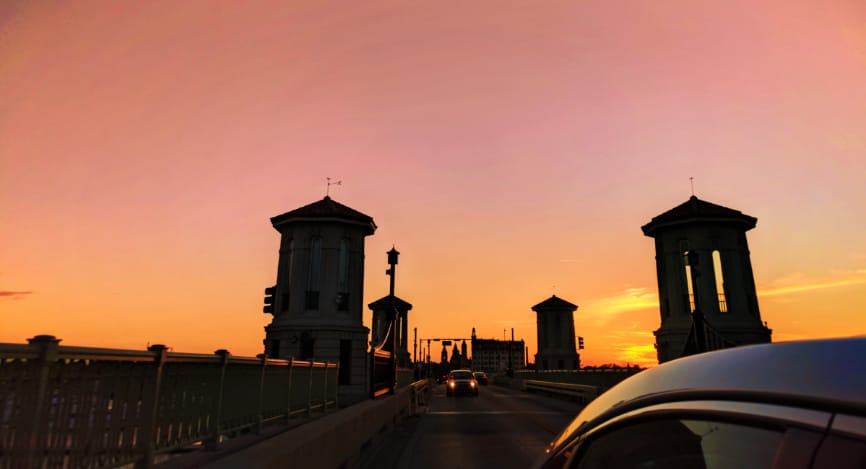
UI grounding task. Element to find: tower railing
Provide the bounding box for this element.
[681,313,740,357]
[0,335,338,469]
[687,293,729,314]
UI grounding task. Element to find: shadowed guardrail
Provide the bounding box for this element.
[523,380,601,404]
[515,367,642,391]
[0,335,338,469]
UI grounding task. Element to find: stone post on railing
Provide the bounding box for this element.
[334,362,340,409]
[136,344,167,469]
[285,357,295,423]
[256,354,267,435]
[321,361,329,411]
[25,335,60,468]
[207,349,230,451]
[307,360,314,416]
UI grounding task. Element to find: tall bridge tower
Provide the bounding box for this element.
[642,196,772,363]
[263,196,376,403]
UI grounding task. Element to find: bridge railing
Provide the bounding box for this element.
[0,335,338,469]
[523,380,601,404]
[514,367,642,391]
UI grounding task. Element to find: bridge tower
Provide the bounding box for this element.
[532,295,580,370]
[264,196,376,403]
[368,295,413,368]
[642,196,772,363]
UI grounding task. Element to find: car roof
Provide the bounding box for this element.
[553,338,866,447]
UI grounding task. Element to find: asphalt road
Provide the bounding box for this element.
[361,382,584,469]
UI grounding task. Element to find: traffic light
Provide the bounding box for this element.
[263,285,276,314]
[578,336,585,350]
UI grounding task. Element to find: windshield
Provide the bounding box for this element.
[451,371,473,380]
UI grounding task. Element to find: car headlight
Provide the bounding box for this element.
[470,381,476,387]
[449,381,455,388]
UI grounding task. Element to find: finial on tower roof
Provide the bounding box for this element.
[326,177,342,197]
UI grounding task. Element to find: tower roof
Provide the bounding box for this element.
[368,295,413,311]
[641,196,757,237]
[271,196,376,234]
[532,295,578,312]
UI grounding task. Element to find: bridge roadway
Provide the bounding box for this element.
[361,382,585,468]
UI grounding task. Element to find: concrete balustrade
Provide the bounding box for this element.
[0,336,338,469]
[203,379,429,469]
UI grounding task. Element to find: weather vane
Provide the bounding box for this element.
[690,176,695,196]
[326,177,342,196]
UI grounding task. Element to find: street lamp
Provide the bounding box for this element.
[386,247,399,394]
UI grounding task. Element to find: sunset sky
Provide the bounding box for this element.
[2,1,865,368]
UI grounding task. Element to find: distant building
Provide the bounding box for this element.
[532,296,580,370]
[368,295,412,368]
[642,196,772,363]
[262,196,376,404]
[450,344,462,368]
[471,328,526,372]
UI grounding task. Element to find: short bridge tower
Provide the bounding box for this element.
[532,295,580,370]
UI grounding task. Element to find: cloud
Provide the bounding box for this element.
[604,330,654,340]
[583,271,866,322]
[493,319,535,327]
[0,291,34,300]
[614,344,658,368]
[579,287,659,329]
[586,287,659,319]
[759,277,866,297]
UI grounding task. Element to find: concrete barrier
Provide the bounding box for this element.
[523,379,600,404]
[202,380,429,469]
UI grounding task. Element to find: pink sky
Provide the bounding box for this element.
[2,1,866,367]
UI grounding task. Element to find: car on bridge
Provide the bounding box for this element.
[473,371,489,385]
[446,369,479,397]
[535,338,866,468]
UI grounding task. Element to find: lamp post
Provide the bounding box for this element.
[386,247,399,394]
